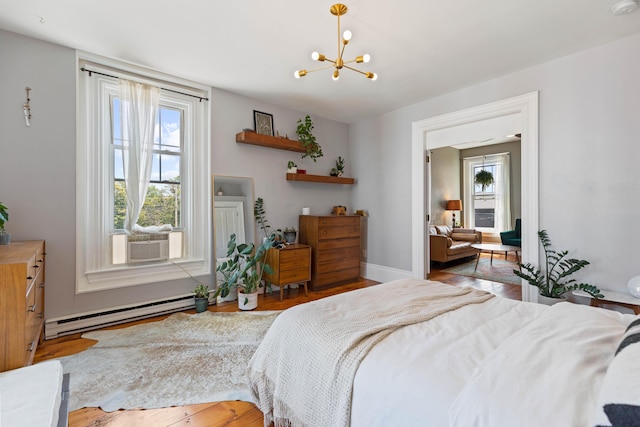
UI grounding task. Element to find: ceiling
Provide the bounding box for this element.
[1,0,639,124]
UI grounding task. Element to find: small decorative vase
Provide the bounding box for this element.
[0,231,10,245]
[194,297,208,313]
[283,231,296,243]
[238,290,258,310]
[628,276,640,298]
[537,294,567,306]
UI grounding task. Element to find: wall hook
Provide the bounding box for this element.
[23,87,31,127]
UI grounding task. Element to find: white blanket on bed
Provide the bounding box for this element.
[247,278,494,427]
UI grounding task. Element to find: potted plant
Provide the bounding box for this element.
[193,284,210,313]
[283,227,297,243]
[214,233,274,310]
[514,230,603,305]
[172,261,211,312]
[0,202,10,245]
[254,197,285,248]
[296,115,323,162]
[330,156,345,177]
[287,161,298,173]
[474,169,494,191]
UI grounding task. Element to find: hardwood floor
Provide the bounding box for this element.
[35,257,520,427]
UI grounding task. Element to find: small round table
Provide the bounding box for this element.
[471,243,521,272]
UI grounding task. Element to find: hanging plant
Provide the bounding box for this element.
[474,169,494,191]
[296,115,323,162]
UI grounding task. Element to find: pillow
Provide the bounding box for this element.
[451,232,477,242]
[429,226,437,235]
[592,317,640,427]
[435,225,451,236]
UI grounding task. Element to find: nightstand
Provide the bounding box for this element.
[263,244,311,301]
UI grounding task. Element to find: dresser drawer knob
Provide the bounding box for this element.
[38,283,45,288]
[38,259,44,262]
[27,275,33,280]
[33,264,40,268]
[27,341,35,352]
[27,304,36,312]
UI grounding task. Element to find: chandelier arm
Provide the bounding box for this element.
[337,10,342,60]
[342,64,368,75]
[306,64,338,74]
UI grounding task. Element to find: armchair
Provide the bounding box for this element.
[500,219,521,247]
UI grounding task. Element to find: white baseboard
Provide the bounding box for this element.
[360,262,412,283]
[45,293,199,339]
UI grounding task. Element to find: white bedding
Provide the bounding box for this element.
[351,296,546,426]
[250,278,637,426]
[353,299,635,427]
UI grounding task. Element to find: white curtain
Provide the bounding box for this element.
[119,79,160,234]
[494,153,512,233]
[462,158,475,229]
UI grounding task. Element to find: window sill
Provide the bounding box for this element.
[78,259,208,293]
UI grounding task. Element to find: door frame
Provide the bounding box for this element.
[411,92,539,302]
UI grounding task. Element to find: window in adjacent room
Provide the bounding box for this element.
[463,153,511,237]
[77,57,211,292]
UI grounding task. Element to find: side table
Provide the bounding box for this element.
[572,289,640,314]
[263,244,311,301]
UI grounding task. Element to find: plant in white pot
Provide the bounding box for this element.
[0,202,10,245]
[214,233,274,310]
[514,230,603,305]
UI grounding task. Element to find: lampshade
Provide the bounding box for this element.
[446,200,462,211]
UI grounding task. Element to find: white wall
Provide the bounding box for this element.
[351,32,640,293]
[0,29,350,319]
[430,147,460,226]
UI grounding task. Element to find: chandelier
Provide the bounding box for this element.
[294,4,377,81]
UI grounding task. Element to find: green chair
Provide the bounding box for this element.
[500,219,521,247]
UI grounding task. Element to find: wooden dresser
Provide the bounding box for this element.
[0,240,46,372]
[263,244,311,300]
[299,215,361,290]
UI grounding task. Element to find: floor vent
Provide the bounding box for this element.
[45,294,199,339]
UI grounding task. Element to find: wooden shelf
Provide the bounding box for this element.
[236,131,306,153]
[286,173,355,185]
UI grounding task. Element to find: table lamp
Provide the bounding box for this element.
[446,200,462,228]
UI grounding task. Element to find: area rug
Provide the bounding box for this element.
[442,257,522,286]
[56,310,281,412]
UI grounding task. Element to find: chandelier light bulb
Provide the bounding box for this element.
[365,72,377,81]
[294,70,307,78]
[363,54,371,63]
[343,30,352,41]
[332,69,340,81]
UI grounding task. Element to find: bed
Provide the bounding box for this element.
[247,278,640,427]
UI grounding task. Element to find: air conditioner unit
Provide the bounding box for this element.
[128,239,169,263]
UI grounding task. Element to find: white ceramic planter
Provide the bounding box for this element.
[238,290,258,310]
[537,294,567,306]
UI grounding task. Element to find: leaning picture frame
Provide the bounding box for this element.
[253,110,274,136]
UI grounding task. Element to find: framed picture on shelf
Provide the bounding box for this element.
[253,110,274,136]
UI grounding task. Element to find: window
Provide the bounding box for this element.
[463,154,511,236]
[113,101,182,231]
[77,56,211,292]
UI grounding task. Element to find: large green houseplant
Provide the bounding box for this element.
[514,230,603,302]
[296,115,323,162]
[0,202,10,245]
[214,233,274,309]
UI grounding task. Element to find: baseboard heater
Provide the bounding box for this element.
[45,293,199,339]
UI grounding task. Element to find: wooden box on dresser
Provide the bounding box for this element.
[0,240,46,372]
[299,215,361,291]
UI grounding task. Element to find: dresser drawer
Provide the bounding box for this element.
[317,255,360,274]
[279,248,311,271]
[318,217,360,240]
[314,266,360,287]
[318,237,360,253]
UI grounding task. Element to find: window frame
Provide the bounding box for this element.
[76,54,211,293]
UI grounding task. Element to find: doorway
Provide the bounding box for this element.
[411,92,539,302]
